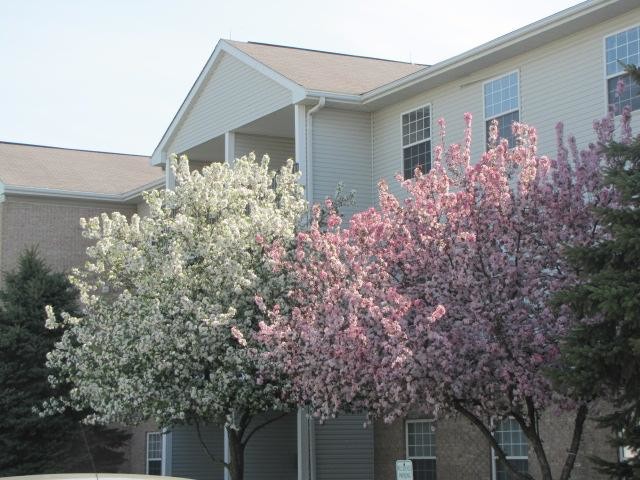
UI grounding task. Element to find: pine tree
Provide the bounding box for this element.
[0,248,129,475]
[556,65,640,478]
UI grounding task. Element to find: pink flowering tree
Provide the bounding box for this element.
[260,113,622,480]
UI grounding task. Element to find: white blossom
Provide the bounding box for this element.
[45,154,306,431]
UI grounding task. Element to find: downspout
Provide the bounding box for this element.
[305,97,326,206]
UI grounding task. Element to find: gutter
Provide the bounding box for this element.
[305,97,326,205]
[303,90,361,105]
[361,0,629,104]
[0,178,165,204]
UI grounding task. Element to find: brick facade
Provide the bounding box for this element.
[0,193,148,473]
[0,195,137,274]
[374,411,616,480]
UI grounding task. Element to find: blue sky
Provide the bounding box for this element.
[0,0,582,155]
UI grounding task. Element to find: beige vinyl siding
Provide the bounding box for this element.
[244,412,297,480]
[312,108,373,219]
[373,7,640,197]
[314,414,374,480]
[167,52,292,155]
[234,134,295,171]
[169,414,296,480]
[170,425,225,480]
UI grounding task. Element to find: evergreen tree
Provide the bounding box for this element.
[0,248,129,476]
[556,65,640,478]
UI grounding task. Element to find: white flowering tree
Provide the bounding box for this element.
[45,154,307,480]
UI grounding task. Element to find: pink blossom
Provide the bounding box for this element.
[260,112,616,437]
[231,325,247,347]
[616,77,625,97]
[254,295,266,312]
[431,304,446,321]
[326,214,341,229]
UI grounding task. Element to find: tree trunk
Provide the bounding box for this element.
[558,404,588,480]
[227,428,246,480]
[530,434,554,480]
[512,406,554,480]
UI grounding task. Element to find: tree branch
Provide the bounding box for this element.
[453,400,534,480]
[558,404,588,480]
[512,404,552,480]
[241,412,289,447]
[195,421,229,468]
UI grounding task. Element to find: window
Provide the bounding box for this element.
[483,72,520,147]
[492,418,528,480]
[402,105,431,179]
[605,26,640,113]
[146,432,163,475]
[619,425,638,463]
[406,419,437,480]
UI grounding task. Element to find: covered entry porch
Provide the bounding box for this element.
[162,411,374,480]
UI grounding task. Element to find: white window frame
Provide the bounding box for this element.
[618,425,638,463]
[490,417,529,480]
[482,70,521,146]
[146,431,163,475]
[405,418,437,480]
[602,24,640,114]
[620,444,637,462]
[400,104,432,179]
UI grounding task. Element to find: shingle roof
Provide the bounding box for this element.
[0,142,163,196]
[226,40,428,95]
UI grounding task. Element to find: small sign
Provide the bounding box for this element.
[396,459,413,480]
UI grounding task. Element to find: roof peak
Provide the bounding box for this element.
[229,40,429,67]
[0,140,149,158]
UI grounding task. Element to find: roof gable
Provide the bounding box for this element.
[226,40,426,95]
[166,51,294,156]
[153,0,638,163]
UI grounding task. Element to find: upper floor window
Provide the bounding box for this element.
[146,431,163,475]
[484,72,520,147]
[402,105,431,179]
[605,26,640,113]
[492,418,528,480]
[406,419,436,480]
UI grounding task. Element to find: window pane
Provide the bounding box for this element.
[412,458,437,480]
[606,26,640,76]
[147,432,162,458]
[148,460,162,476]
[402,106,431,147]
[484,73,519,118]
[407,421,436,457]
[147,432,163,475]
[495,418,528,458]
[495,459,529,480]
[403,141,432,179]
[608,73,640,113]
[486,110,519,148]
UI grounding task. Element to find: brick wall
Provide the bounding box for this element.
[0,195,138,274]
[374,411,616,480]
[0,194,145,473]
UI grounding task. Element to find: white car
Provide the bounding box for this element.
[1,475,193,480]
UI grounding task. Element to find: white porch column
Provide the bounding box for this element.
[161,428,172,476]
[294,104,309,201]
[297,408,316,480]
[165,152,176,191]
[225,131,236,165]
[224,428,230,480]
